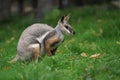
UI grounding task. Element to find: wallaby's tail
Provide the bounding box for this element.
[8,55,19,63]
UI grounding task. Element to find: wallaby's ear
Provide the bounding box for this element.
[64,14,70,21]
[59,15,65,23]
[58,14,70,23]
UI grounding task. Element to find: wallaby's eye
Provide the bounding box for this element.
[65,25,69,29]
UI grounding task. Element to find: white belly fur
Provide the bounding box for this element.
[36,32,50,43]
[36,32,50,57]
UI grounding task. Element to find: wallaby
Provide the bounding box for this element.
[9,15,75,63]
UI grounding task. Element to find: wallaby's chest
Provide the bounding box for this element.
[51,38,64,50]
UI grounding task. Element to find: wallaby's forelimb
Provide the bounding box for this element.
[51,47,58,55]
[45,35,60,56]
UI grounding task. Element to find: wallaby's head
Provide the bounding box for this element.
[57,15,75,35]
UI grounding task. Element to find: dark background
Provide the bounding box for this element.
[0,0,119,22]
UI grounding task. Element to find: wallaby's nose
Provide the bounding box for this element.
[72,31,75,35]
[73,31,75,35]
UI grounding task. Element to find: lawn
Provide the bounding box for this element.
[0,5,120,80]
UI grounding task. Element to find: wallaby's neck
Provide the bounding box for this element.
[55,24,63,36]
[54,24,65,41]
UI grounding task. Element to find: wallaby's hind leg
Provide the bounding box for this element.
[30,44,40,63]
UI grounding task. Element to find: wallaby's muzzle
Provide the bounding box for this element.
[68,26,75,35]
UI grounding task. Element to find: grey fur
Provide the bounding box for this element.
[17,23,54,61]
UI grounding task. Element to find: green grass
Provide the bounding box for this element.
[0,5,120,80]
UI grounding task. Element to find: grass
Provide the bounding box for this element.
[0,5,120,80]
